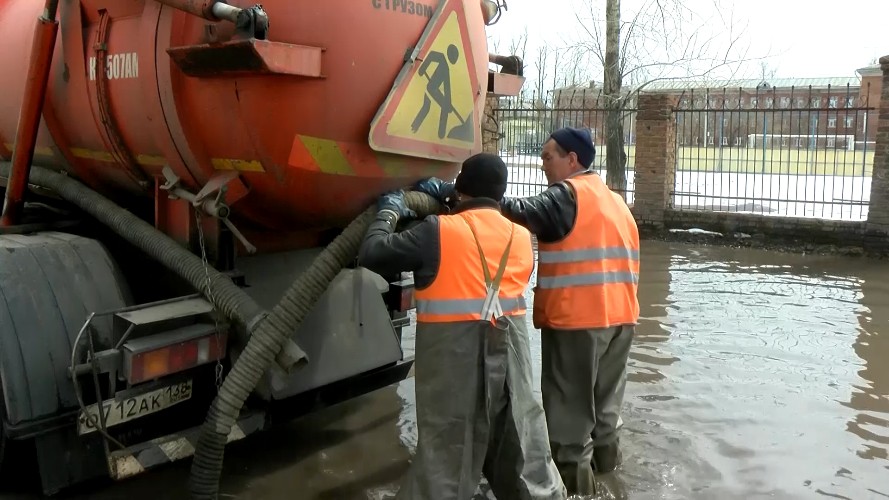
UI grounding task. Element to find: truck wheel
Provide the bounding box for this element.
[0,231,132,417]
[0,231,132,493]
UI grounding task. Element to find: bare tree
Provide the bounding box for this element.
[760,61,776,82]
[573,0,766,197]
[506,28,531,100]
[603,0,624,194]
[507,27,530,70]
[533,44,551,105]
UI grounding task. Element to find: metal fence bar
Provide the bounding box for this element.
[672,84,875,221]
[492,90,638,201]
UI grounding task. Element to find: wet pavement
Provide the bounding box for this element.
[3,240,888,499]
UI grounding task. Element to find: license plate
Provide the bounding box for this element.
[77,380,193,436]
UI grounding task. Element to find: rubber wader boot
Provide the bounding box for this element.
[592,440,622,473]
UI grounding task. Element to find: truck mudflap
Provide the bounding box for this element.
[109,411,266,480]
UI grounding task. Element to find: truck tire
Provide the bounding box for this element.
[0,231,132,427]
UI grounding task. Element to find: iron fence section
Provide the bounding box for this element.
[672,85,876,221]
[492,93,637,202]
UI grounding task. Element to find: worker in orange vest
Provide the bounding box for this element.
[414,127,640,495]
[358,153,567,500]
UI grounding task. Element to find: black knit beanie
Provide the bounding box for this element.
[454,153,508,201]
[549,127,595,168]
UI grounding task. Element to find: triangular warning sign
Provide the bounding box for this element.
[368,0,482,162]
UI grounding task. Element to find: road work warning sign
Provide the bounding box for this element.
[369,0,482,162]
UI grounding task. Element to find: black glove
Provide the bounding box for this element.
[377,190,417,221]
[414,177,457,206]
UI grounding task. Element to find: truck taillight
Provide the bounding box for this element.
[124,333,227,385]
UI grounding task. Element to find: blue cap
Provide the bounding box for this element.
[549,127,595,168]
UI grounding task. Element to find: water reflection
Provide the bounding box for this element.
[629,248,679,386]
[846,276,889,465]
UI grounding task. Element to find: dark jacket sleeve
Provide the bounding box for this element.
[499,182,577,243]
[357,213,440,288]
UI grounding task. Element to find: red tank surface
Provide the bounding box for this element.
[0,0,505,243]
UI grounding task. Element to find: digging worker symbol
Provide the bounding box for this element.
[411,43,473,142]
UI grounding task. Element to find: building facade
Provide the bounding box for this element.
[546,62,884,151]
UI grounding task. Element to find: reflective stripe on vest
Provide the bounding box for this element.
[538,247,640,264]
[537,270,639,289]
[416,296,527,316]
[533,173,641,330]
[415,208,534,324]
[537,246,640,289]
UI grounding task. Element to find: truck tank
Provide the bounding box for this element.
[0,0,525,496]
[0,0,503,248]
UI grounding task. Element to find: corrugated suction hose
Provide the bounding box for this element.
[0,162,271,333]
[0,163,441,499]
[188,191,441,499]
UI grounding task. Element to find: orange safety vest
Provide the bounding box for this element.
[533,173,640,330]
[415,208,534,324]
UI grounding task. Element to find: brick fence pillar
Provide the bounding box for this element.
[631,93,677,228]
[482,95,500,154]
[866,56,889,235]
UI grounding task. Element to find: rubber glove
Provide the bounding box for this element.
[377,190,417,221]
[414,177,457,206]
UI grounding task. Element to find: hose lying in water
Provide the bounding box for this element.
[0,162,308,374]
[188,191,442,499]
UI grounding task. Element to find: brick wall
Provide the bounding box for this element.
[631,93,677,228]
[664,209,868,244]
[482,95,500,154]
[865,56,889,236]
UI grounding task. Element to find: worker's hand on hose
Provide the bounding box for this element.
[414,177,457,206]
[377,190,417,222]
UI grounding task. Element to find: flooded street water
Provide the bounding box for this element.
[3,240,887,499]
[394,240,889,500]
[606,241,889,500]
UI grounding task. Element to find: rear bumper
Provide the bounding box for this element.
[109,410,265,480]
[108,356,414,481]
[12,356,414,496]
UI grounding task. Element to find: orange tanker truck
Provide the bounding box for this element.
[0,0,524,497]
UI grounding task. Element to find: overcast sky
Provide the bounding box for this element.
[485,0,888,89]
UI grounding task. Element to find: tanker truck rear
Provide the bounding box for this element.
[0,0,525,495]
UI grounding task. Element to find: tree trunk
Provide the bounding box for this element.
[604,0,627,198]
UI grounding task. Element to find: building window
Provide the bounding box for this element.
[845,116,854,128]
[780,97,790,108]
[735,137,742,146]
[828,118,836,128]
[782,137,789,147]
[811,97,821,108]
[845,96,855,108]
[829,97,838,108]
[766,97,774,108]
[827,138,836,148]
[721,137,728,146]
[750,97,758,108]
[797,98,806,107]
